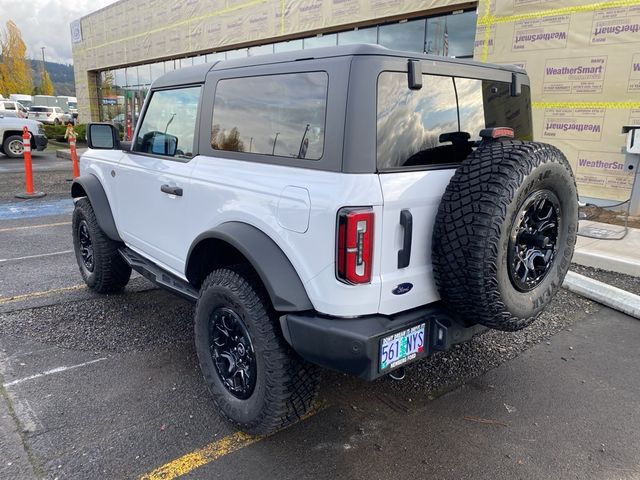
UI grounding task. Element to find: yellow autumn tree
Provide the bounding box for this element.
[0,21,33,96]
[40,70,54,95]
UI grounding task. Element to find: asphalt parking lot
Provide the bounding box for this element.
[1,159,639,480]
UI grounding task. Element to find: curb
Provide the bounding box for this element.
[563,271,640,320]
[55,149,71,160]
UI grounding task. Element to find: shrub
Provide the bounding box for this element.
[43,123,86,142]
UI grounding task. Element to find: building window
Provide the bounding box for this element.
[338,27,377,45]
[211,72,328,160]
[274,39,303,52]
[248,44,274,56]
[426,11,476,58]
[378,19,426,53]
[303,33,337,49]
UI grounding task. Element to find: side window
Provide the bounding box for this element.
[211,72,328,160]
[5,102,15,110]
[377,72,459,170]
[134,86,201,158]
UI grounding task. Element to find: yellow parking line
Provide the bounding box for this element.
[140,403,326,480]
[0,221,71,233]
[0,284,86,306]
[139,431,262,480]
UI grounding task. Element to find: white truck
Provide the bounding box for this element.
[71,45,578,435]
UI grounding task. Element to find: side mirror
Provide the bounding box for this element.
[87,123,120,150]
[139,131,178,156]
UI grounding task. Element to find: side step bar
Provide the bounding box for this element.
[119,247,199,302]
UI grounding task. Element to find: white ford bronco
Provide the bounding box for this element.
[72,45,577,434]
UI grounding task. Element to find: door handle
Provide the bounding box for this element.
[398,209,412,269]
[160,184,183,196]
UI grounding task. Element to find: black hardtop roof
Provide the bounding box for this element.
[151,44,524,89]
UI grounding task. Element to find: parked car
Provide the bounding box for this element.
[72,44,577,435]
[0,117,48,158]
[0,100,28,119]
[28,106,72,125]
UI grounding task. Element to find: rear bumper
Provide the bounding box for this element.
[280,303,485,381]
[33,134,48,151]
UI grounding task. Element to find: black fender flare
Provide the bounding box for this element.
[71,174,122,242]
[187,222,313,312]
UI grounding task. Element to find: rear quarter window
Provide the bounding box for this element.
[211,72,328,160]
[376,71,532,171]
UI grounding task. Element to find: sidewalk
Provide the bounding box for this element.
[574,221,640,276]
[55,147,87,161]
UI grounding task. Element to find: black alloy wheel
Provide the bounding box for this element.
[209,307,257,400]
[508,190,560,292]
[77,219,95,272]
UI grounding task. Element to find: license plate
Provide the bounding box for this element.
[379,323,426,372]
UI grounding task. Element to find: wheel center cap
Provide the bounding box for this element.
[237,343,246,356]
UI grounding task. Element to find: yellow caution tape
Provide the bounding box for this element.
[533,101,640,109]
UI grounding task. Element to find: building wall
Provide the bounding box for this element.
[72,0,473,122]
[72,0,640,201]
[476,0,639,201]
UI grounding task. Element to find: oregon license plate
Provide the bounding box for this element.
[379,323,426,372]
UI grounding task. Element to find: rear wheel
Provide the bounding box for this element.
[3,135,24,158]
[72,198,131,293]
[194,266,320,435]
[433,140,578,331]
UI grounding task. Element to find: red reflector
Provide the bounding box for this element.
[480,127,514,140]
[336,208,374,284]
[491,127,514,138]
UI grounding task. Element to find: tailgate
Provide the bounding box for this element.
[377,169,456,315]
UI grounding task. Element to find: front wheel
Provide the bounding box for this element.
[3,135,24,158]
[72,198,131,293]
[194,267,320,435]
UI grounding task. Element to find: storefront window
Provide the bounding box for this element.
[426,11,476,58]
[226,48,248,59]
[249,44,274,56]
[274,39,302,52]
[150,62,165,82]
[206,52,225,63]
[138,64,151,86]
[303,34,337,49]
[338,27,377,45]
[378,19,425,53]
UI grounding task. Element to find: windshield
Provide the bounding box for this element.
[30,106,52,112]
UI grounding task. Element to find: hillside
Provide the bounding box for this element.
[30,60,75,97]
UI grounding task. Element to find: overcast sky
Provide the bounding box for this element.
[0,0,117,65]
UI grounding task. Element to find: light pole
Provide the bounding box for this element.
[272,132,280,156]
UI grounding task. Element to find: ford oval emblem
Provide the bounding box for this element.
[392,283,413,295]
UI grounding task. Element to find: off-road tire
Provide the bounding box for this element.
[72,198,131,293]
[3,135,24,158]
[433,140,578,331]
[194,266,320,435]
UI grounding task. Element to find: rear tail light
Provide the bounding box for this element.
[336,207,374,284]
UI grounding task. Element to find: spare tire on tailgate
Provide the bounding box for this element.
[432,139,578,331]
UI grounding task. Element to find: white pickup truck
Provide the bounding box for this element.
[0,117,48,158]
